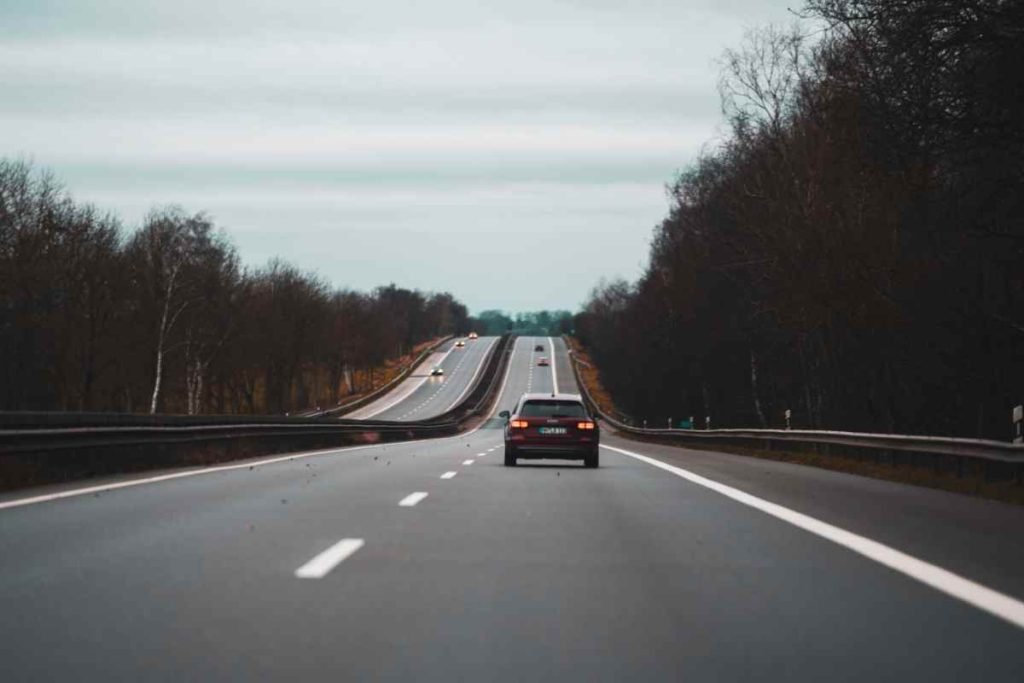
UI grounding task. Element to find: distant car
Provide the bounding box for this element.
[468,332,479,339]
[455,340,466,348]
[537,357,549,366]
[430,366,444,376]
[534,344,544,352]
[500,393,599,468]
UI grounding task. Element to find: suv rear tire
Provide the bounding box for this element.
[504,446,517,467]
[584,449,599,469]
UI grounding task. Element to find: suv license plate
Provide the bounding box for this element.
[539,427,566,435]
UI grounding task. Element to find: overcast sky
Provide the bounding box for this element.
[1,0,798,313]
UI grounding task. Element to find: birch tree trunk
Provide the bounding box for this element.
[149,266,182,414]
[185,358,206,415]
[750,347,767,427]
[149,291,171,414]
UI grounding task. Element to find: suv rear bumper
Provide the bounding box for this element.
[506,442,598,460]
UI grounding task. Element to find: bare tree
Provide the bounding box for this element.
[127,208,215,414]
[719,24,808,139]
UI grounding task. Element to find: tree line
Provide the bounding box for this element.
[0,159,469,415]
[474,310,573,337]
[575,0,1024,439]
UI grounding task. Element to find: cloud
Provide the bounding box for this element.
[0,0,797,311]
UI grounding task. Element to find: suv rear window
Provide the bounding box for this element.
[519,400,587,418]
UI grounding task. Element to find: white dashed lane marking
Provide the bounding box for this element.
[399,492,429,507]
[440,471,457,479]
[295,538,365,579]
[462,460,474,466]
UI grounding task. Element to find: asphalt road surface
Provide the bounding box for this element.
[2,337,1023,680]
[346,335,497,420]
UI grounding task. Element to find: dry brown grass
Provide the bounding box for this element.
[565,337,619,418]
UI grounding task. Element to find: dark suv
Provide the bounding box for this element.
[499,393,599,468]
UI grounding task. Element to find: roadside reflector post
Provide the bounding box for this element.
[1014,405,1023,444]
[643,419,647,429]
[705,416,711,430]
[785,409,792,430]
[668,417,672,429]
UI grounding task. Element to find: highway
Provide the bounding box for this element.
[345,336,498,420]
[1,336,1023,680]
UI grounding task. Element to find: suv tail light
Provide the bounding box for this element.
[510,420,529,429]
[577,421,595,430]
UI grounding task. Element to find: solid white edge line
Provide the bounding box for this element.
[398,491,429,507]
[601,443,1024,630]
[295,538,365,579]
[445,337,499,411]
[440,471,457,479]
[0,442,392,512]
[547,336,559,393]
[359,342,459,418]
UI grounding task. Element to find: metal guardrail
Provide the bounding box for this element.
[563,336,1024,466]
[0,421,459,454]
[0,335,513,457]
